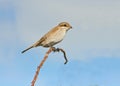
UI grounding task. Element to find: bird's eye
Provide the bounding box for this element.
[64,24,67,27]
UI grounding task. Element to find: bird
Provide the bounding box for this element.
[21,22,72,53]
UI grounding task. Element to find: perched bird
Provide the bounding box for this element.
[21,22,72,53]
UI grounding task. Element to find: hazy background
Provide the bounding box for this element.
[0,0,120,86]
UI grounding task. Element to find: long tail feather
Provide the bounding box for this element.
[21,46,33,53]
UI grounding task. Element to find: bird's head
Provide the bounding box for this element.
[58,22,72,31]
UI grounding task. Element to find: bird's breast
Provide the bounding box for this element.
[52,29,66,42]
[43,29,66,46]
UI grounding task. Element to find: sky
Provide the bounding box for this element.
[0,0,120,86]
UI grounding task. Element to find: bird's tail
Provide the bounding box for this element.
[21,46,33,53]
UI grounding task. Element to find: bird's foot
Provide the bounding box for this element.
[51,47,60,52]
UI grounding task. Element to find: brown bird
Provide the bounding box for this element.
[21,22,72,53]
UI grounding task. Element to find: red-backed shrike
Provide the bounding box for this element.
[22,22,72,53]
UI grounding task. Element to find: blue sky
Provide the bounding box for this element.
[0,0,120,86]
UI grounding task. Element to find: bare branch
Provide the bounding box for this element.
[52,47,68,64]
[31,48,53,86]
[31,47,68,86]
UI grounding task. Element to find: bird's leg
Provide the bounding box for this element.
[51,47,60,52]
[55,48,60,52]
[51,47,56,52]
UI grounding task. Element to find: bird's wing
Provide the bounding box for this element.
[33,36,47,47]
[33,26,59,47]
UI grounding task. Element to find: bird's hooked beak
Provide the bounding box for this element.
[70,26,72,29]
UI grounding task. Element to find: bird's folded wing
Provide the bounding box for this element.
[33,36,47,47]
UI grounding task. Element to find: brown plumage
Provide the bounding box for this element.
[21,22,72,53]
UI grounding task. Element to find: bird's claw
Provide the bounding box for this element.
[52,47,60,52]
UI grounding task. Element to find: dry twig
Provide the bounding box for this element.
[31,47,68,86]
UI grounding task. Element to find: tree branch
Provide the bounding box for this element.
[31,47,68,86]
